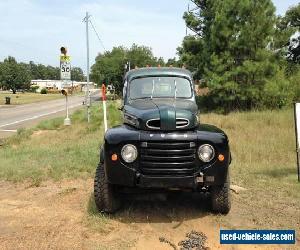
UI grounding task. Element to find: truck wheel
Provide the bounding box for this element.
[94,163,121,213]
[211,172,231,214]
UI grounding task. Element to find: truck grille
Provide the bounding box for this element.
[140,141,197,176]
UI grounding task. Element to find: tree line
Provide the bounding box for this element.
[0,56,85,94]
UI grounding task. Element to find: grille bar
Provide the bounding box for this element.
[142,142,191,149]
[141,155,195,162]
[140,141,197,176]
[141,148,195,156]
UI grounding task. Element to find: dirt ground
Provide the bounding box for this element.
[0,179,298,250]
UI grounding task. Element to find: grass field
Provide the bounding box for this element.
[0,103,299,232]
[0,92,63,105]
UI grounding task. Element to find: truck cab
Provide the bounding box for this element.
[94,67,231,214]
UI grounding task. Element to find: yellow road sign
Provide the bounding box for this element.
[60,55,71,63]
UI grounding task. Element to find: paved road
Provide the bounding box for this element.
[0,90,101,138]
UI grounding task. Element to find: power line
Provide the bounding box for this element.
[89,19,106,52]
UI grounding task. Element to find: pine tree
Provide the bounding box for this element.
[180,0,278,111]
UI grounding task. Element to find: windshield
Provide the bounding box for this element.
[129,76,192,100]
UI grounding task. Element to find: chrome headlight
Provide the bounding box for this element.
[198,144,215,162]
[121,144,138,163]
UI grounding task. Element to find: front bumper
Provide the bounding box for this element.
[104,158,229,189]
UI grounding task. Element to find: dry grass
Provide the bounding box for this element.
[201,109,297,188]
[201,109,300,230]
[0,91,63,105]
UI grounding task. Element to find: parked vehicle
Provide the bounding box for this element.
[94,67,231,214]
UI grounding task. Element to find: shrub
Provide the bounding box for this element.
[40,88,47,94]
[30,85,39,93]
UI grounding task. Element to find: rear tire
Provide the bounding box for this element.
[211,171,231,214]
[94,163,121,213]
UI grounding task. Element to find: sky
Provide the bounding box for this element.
[0,0,298,72]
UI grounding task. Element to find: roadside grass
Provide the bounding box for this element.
[0,101,122,185]
[201,109,300,230]
[0,92,63,105]
[201,109,298,189]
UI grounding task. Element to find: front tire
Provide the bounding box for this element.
[94,163,121,213]
[211,172,231,214]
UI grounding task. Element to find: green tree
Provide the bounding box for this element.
[157,57,166,66]
[284,3,300,64]
[274,3,300,75]
[0,56,31,93]
[179,0,280,111]
[71,67,84,81]
[91,46,127,93]
[91,44,161,93]
[127,44,157,67]
[29,61,59,80]
[45,65,60,79]
[166,57,181,67]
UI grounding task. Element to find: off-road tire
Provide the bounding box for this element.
[94,163,121,213]
[211,172,231,214]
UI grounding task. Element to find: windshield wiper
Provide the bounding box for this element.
[150,79,155,99]
[174,79,177,99]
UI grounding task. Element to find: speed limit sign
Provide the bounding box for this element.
[60,61,71,80]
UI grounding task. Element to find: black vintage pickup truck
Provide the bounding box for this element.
[94,67,231,214]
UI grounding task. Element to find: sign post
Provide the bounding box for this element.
[294,103,300,182]
[60,47,71,126]
[102,84,108,132]
[61,89,71,126]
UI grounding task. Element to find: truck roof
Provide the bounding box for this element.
[125,67,192,82]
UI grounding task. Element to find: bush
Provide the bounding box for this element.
[40,88,47,94]
[30,85,39,93]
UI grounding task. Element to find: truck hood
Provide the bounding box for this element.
[123,98,198,131]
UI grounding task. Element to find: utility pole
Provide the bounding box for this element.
[84,12,91,123]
